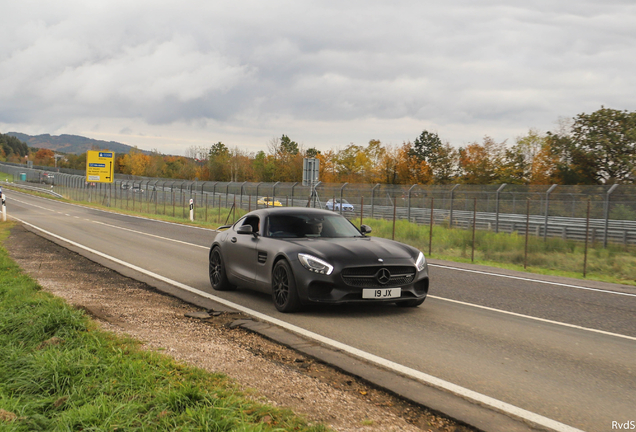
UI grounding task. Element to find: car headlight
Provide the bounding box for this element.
[415,251,427,271]
[298,253,334,275]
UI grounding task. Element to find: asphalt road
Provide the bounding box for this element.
[6,190,636,432]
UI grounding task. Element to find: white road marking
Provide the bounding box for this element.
[428,295,636,342]
[11,216,586,432]
[10,195,209,249]
[91,220,208,249]
[429,263,636,297]
[10,191,215,232]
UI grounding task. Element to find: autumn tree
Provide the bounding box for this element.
[494,129,547,184]
[119,148,151,176]
[458,137,505,184]
[364,140,388,183]
[145,151,168,178]
[276,135,302,182]
[335,144,371,182]
[317,149,338,183]
[33,148,55,166]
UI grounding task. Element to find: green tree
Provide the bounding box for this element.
[430,143,458,184]
[208,142,230,181]
[409,130,442,163]
[569,107,636,184]
[279,135,299,156]
[252,150,277,182]
[305,147,321,158]
[0,133,29,158]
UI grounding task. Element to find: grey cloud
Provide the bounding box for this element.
[1,0,635,151]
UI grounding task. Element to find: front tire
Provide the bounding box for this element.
[272,260,301,313]
[209,247,236,291]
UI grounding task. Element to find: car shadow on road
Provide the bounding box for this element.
[231,286,427,319]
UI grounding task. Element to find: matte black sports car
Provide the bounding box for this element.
[209,208,429,312]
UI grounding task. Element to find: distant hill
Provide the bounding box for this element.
[6,132,148,155]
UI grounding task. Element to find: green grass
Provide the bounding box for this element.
[367,217,636,286]
[0,223,328,431]
[3,175,635,286]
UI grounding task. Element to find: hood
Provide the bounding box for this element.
[287,237,418,267]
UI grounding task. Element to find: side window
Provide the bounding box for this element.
[242,216,260,234]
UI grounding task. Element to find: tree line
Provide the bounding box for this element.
[2,106,635,185]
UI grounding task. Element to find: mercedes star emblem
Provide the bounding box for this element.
[376,268,391,285]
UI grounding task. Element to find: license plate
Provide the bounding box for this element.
[362,288,401,299]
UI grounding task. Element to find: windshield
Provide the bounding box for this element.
[267,214,362,238]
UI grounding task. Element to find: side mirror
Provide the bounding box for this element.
[237,225,253,235]
[360,224,372,234]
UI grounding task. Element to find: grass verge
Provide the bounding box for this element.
[0,222,328,431]
[368,218,636,286]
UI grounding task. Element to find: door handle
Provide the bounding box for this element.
[231,237,237,243]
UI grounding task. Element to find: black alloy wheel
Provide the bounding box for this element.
[209,247,236,291]
[272,260,301,313]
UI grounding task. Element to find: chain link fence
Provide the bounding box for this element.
[2,162,635,246]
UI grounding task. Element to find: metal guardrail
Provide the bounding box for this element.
[0,181,64,198]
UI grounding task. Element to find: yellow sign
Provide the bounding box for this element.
[86,150,115,183]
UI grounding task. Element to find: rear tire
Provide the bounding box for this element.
[272,260,301,313]
[209,247,236,291]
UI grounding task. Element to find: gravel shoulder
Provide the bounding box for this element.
[5,224,473,432]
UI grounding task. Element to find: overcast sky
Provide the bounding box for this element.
[2,0,635,155]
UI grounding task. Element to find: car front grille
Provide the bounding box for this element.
[341,266,416,288]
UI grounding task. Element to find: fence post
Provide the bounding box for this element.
[392,196,397,240]
[471,197,477,262]
[407,184,417,222]
[212,182,218,208]
[524,198,530,269]
[429,197,434,256]
[360,196,364,227]
[339,182,348,215]
[603,184,619,248]
[255,182,262,209]
[291,182,298,207]
[240,181,247,212]
[272,181,280,207]
[449,184,460,229]
[495,183,507,233]
[371,184,380,219]
[584,199,591,277]
[543,184,558,241]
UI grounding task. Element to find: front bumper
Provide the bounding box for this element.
[293,263,429,304]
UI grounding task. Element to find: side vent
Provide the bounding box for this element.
[257,251,268,264]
